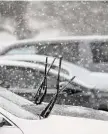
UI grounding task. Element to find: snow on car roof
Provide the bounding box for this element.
[1,35,108,54]
[0,54,90,75]
[1,54,108,91]
[0,58,69,79]
[0,55,108,91]
[4,35,108,44]
[0,55,95,89]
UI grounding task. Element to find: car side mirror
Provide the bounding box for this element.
[0,117,5,127]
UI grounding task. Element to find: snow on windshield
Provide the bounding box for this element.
[0,96,38,120]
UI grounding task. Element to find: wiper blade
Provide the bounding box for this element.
[40,56,62,118]
[34,57,48,105]
[39,56,76,118]
[34,57,56,105]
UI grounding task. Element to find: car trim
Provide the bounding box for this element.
[0,111,24,134]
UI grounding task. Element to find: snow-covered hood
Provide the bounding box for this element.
[2,102,108,134]
[1,88,108,134]
[17,115,108,134]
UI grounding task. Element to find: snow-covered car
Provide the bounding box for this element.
[1,82,108,134]
[0,58,108,109]
[2,54,108,91]
[1,35,108,72]
[0,59,91,107]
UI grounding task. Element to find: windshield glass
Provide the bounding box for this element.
[0,64,67,91]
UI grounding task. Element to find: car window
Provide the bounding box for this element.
[90,41,108,63]
[0,113,12,126]
[0,66,43,89]
[5,45,36,55]
[3,41,79,63]
[37,41,79,63]
[0,65,66,90]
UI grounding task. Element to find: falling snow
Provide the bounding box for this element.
[0,1,108,123]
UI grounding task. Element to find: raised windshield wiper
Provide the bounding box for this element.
[34,57,56,105]
[34,57,48,104]
[38,56,75,118]
[40,76,76,118]
[40,56,62,118]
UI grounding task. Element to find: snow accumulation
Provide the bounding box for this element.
[1,35,108,50]
[1,54,108,91]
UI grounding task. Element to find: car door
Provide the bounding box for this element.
[0,113,23,134]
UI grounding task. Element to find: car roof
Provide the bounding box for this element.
[0,55,106,91]
[4,35,108,45]
[0,54,90,75]
[1,35,108,54]
[0,58,70,78]
[0,55,94,88]
[0,56,108,91]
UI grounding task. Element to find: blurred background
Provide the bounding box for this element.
[0,1,108,41]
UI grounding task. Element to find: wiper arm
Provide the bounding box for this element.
[40,56,62,118]
[40,76,76,118]
[34,57,56,105]
[39,56,76,118]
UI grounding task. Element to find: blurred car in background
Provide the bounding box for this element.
[2,54,108,91]
[0,35,108,72]
[0,57,108,110]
